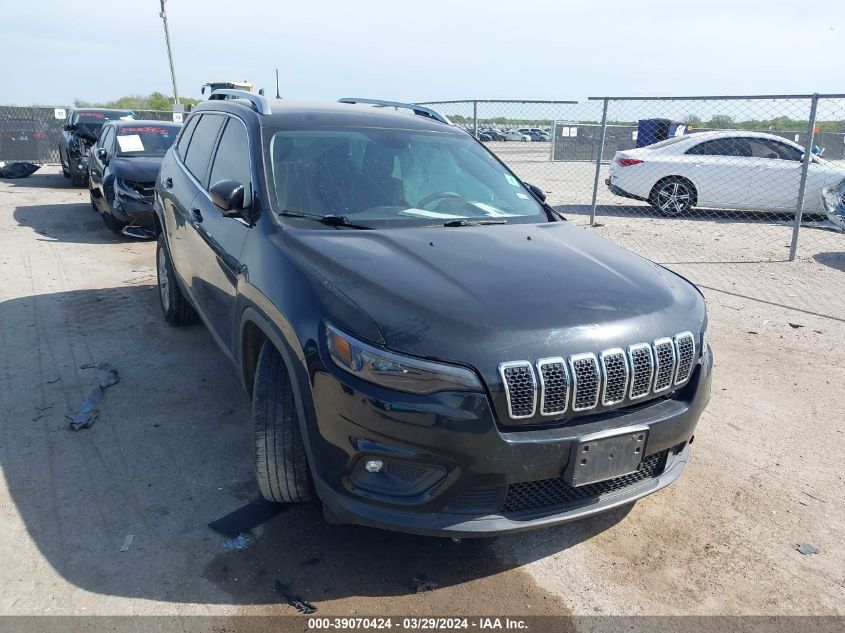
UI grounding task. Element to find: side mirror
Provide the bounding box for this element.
[63,123,75,131]
[525,182,547,203]
[210,179,245,216]
[96,148,109,162]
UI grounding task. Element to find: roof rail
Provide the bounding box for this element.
[209,89,272,115]
[338,98,452,125]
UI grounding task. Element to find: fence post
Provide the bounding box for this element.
[472,101,478,138]
[789,93,819,261]
[589,97,610,226]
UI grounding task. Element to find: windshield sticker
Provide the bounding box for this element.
[504,174,519,187]
[119,126,171,136]
[116,134,145,152]
[80,112,105,119]
[399,209,465,219]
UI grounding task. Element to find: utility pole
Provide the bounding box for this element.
[159,0,181,107]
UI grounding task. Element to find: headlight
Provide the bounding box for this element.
[325,323,483,394]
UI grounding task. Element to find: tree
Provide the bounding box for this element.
[73,93,200,111]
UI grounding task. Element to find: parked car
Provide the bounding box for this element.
[822,177,845,230]
[480,128,505,141]
[154,93,711,537]
[0,117,52,163]
[88,120,181,237]
[606,130,845,216]
[474,129,494,142]
[518,128,550,142]
[501,129,531,142]
[59,108,135,186]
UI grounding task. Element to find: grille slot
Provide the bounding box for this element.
[600,348,629,406]
[673,332,696,385]
[499,361,537,419]
[537,357,569,416]
[628,343,654,400]
[653,338,677,392]
[502,450,668,515]
[569,353,600,411]
[385,462,428,483]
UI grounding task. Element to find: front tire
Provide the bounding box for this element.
[156,234,198,326]
[252,341,312,503]
[61,151,70,178]
[101,210,126,235]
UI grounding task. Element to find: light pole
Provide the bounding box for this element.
[159,0,181,107]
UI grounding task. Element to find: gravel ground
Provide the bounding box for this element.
[0,168,842,622]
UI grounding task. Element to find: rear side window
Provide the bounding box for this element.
[183,114,224,184]
[686,138,750,157]
[176,115,200,160]
[208,117,252,206]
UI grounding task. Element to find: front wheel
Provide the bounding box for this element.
[156,234,198,326]
[60,151,70,178]
[252,341,312,503]
[649,178,695,216]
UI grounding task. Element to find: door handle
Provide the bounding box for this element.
[191,207,203,222]
[164,177,173,189]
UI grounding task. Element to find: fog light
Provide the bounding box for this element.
[365,459,384,473]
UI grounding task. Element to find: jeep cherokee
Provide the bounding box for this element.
[153,93,712,537]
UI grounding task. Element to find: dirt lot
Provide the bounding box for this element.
[0,168,843,622]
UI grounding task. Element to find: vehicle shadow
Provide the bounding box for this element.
[14,202,127,245]
[1,285,629,608]
[814,251,845,272]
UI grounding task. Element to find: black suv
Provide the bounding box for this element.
[154,94,712,537]
[59,108,135,186]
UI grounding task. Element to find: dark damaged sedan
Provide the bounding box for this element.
[89,120,180,236]
[154,94,712,537]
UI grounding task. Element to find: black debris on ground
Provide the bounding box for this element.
[273,580,317,614]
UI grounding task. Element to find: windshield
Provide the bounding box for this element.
[267,127,545,227]
[115,124,179,156]
[75,110,135,139]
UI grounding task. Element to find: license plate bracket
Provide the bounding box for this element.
[564,426,649,487]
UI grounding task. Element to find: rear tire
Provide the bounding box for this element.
[156,234,198,326]
[252,341,312,503]
[61,152,70,178]
[649,177,696,216]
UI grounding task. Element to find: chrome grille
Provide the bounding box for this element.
[537,357,569,416]
[600,348,629,406]
[499,361,537,419]
[674,332,695,385]
[569,353,600,411]
[628,343,654,400]
[653,338,677,392]
[498,332,698,421]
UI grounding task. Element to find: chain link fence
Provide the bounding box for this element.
[0,105,181,164]
[420,96,845,320]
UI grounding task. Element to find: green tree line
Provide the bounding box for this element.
[73,92,200,111]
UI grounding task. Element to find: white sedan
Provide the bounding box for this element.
[501,130,531,141]
[606,130,845,215]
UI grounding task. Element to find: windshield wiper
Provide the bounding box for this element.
[280,210,372,230]
[443,218,508,227]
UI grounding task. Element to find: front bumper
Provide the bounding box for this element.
[306,347,712,537]
[111,181,155,227]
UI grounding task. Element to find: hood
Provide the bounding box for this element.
[286,221,705,367]
[109,156,163,183]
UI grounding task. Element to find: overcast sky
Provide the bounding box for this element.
[4,0,844,107]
